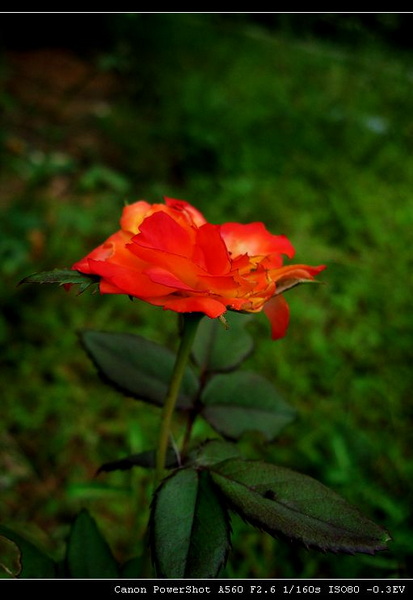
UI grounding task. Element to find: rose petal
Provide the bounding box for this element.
[133,212,193,255]
[193,223,231,275]
[164,197,207,227]
[144,266,198,291]
[221,222,295,259]
[127,243,203,289]
[263,295,290,340]
[151,295,227,318]
[72,231,133,272]
[87,259,172,298]
[271,264,326,294]
[70,197,325,341]
[120,201,153,233]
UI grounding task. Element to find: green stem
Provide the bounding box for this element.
[154,313,202,486]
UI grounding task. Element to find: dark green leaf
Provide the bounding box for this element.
[19,269,99,294]
[151,468,230,578]
[0,535,20,577]
[192,312,254,373]
[65,509,120,578]
[80,330,198,409]
[120,556,145,578]
[201,372,295,441]
[97,447,179,474]
[195,439,241,467]
[0,525,57,578]
[210,458,391,555]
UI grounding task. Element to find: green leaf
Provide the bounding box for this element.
[192,312,254,373]
[66,481,130,501]
[209,458,391,555]
[195,439,241,467]
[65,509,120,578]
[80,330,198,409]
[0,535,20,578]
[120,556,145,578]
[0,525,57,578]
[97,447,179,474]
[201,371,296,441]
[150,468,230,578]
[19,269,99,294]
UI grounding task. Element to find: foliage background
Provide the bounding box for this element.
[1,13,412,578]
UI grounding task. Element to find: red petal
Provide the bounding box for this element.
[134,212,193,256]
[120,201,152,233]
[87,260,172,298]
[164,197,207,226]
[270,264,326,289]
[151,296,227,318]
[221,222,295,259]
[127,243,202,289]
[144,266,197,291]
[263,295,290,340]
[72,231,133,273]
[193,223,231,275]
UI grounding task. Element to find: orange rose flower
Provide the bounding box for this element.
[72,198,325,340]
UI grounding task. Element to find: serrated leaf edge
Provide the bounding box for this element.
[209,459,391,556]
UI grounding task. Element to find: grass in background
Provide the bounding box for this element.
[1,14,412,578]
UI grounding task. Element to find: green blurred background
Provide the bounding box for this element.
[1,13,412,578]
